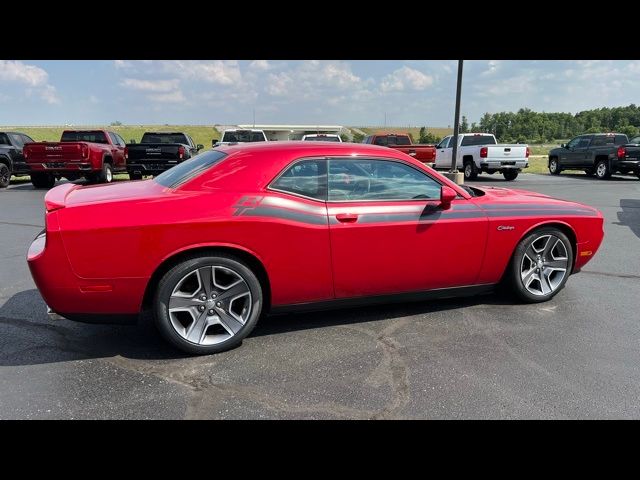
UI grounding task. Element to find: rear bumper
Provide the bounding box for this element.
[480,160,528,171]
[127,161,178,175]
[29,162,96,173]
[612,159,640,171]
[12,161,30,175]
[27,223,147,319]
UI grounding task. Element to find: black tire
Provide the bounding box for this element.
[584,168,595,176]
[0,163,10,188]
[153,253,263,355]
[129,172,143,181]
[93,162,114,184]
[594,159,611,179]
[463,160,478,180]
[548,157,561,175]
[508,227,573,303]
[31,173,55,189]
[502,170,518,181]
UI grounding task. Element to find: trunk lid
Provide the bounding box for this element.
[24,142,89,162]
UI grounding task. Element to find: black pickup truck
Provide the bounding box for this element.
[548,132,639,179]
[125,132,203,179]
[0,131,35,188]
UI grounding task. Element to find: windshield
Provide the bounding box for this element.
[154,150,227,188]
[61,131,108,144]
[461,135,496,147]
[222,131,265,143]
[141,133,188,144]
[304,136,341,142]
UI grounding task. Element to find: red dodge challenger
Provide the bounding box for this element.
[27,142,604,354]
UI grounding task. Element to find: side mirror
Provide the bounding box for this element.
[130,139,136,144]
[212,139,218,147]
[196,144,204,150]
[560,143,566,148]
[440,186,457,209]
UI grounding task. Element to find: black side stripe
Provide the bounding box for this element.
[239,206,327,225]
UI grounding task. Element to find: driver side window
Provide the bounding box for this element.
[566,137,583,149]
[437,136,452,149]
[328,158,442,202]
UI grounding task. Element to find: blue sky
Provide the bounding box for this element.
[1,60,639,126]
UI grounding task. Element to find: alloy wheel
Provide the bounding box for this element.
[520,234,569,296]
[168,265,252,345]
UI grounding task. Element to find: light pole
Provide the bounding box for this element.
[450,60,464,175]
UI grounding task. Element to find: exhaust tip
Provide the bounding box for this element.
[46,305,64,321]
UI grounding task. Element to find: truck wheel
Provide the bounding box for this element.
[503,170,519,181]
[129,172,143,181]
[548,157,561,175]
[31,173,55,189]
[153,253,263,355]
[595,159,611,179]
[0,163,10,188]
[463,160,478,180]
[508,227,573,303]
[94,163,114,184]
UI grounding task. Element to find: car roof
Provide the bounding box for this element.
[215,140,405,158]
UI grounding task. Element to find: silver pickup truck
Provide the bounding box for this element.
[433,133,529,181]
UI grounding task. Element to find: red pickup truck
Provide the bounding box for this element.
[23,130,127,188]
[362,133,436,163]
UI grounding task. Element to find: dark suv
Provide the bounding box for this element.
[0,131,35,188]
[547,133,633,179]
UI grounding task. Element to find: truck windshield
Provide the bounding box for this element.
[61,131,108,144]
[373,135,411,146]
[141,133,188,144]
[461,135,496,146]
[154,150,227,188]
[222,131,265,142]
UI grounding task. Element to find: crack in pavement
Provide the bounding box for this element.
[104,317,413,419]
[0,221,44,228]
[580,270,640,280]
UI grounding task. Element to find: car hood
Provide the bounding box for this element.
[45,179,167,210]
[471,185,600,214]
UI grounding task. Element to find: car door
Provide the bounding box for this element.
[563,136,591,168]
[326,157,488,298]
[7,133,25,168]
[108,132,126,168]
[435,136,452,168]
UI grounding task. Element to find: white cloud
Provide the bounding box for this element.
[114,60,132,69]
[0,60,60,104]
[120,78,180,92]
[0,60,48,86]
[265,72,293,96]
[380,66,433,92]
[164,61,242,85]
[249,60,272,71]
[148,90,186,103]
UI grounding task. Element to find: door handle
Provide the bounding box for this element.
[336,213,358,223]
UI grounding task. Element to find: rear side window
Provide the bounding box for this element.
[270,159,327,200]
[8,133,24,147]
[373,136,388,146]
[0,133,10,145]
[614,135,628,145]
[61,131,108,144]
[461,135,496,146]
[154,150,227,188]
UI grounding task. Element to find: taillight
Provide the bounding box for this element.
[526,146,530,158]
[178,146,185,159]
[81,144,89,158]
[124,146,129,160]
[480,147,488,158]
[23,147,29,160]
[617,146,626,158]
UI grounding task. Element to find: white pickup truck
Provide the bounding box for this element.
[212,129,267,148]
[433,133,529,181]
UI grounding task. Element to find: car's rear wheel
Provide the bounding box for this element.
[595,159,611,179]
[0,163,10,188]
[502,170,518,181]
[31,173,55,189]
[509,227,573,303]
[463,160,478,180]
[153,254,263,355]
[548,157,560,175]
[93,163,114,184]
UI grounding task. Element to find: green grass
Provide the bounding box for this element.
[7,125,220,151]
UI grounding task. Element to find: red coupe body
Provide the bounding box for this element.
[28,142,604,321]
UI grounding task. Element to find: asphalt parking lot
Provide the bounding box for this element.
[1,172,639,419]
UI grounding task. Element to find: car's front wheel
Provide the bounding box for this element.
[0,163,10,188]
[509,227,573,303]
[548,157,560,175]
[153,254,263,355]
[595,159,611,179]
[463,160,478,180]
